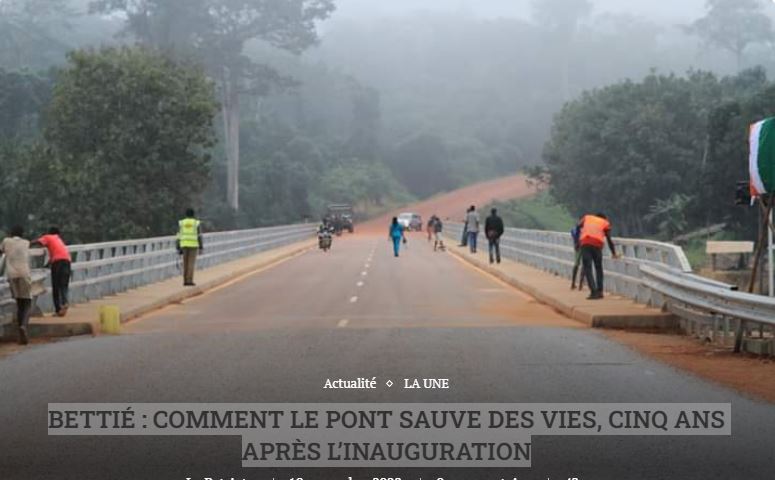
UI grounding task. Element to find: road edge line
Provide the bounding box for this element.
[119,241,315,326]
[446,246,675,330]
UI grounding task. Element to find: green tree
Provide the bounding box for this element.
[0,142,39,232]
[44,47,218,241]
[346,83,381,161]
[645,193,693,240]
[0,68,55,236]
[540,68,775,238]
[90,0,336,210]
[313,162,409,213]
[387,134,455,199]
[689,0,773,71]
[542,72,718,235]
[701,75,775,236]
[0,68,53,140]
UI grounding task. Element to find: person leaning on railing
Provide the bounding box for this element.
[32,227,71,317]
[177,209,204,287]
[0,226,32,345]
[578,213,620,300]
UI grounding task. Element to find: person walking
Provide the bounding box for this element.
[459,206,472,247]
[35,227,72,317]
[465,205,480,254]
[578,213,618,300]
[177,209,203,286]
[389,217,406,257]
[432,215,445,252]
[485,208,504,264]
[1,226,32,345]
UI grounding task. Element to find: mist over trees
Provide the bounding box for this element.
[688,0,773,71]
[2,0,775,240]
[89,0,337,211]
[0,0,73,69]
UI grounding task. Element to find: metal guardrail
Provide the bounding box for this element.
[445,223,775,346]
[1,224,315,322]
[446,223,694,304]
[641,266,775,326]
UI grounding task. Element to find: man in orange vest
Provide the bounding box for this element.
[578,213,619,300]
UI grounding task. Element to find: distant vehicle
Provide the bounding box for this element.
[398,212,423,232]
[340,213,354,234]
[318,225,333,252]
[327,204,355,234]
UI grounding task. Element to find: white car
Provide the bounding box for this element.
[398,212,423,231]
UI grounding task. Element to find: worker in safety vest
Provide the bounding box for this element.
[177,208,203,286]
[577,213,619,300]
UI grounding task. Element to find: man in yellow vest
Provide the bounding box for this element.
[177,208,203,286]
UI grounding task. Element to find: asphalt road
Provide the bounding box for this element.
[0,233,773,479]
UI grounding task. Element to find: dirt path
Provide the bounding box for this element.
[605,330,775,403]
[359,174,535,234]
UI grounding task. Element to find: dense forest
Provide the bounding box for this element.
[1,0,775,241]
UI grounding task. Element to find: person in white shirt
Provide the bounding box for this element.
[0,225,32,344]
[465,205,480,254]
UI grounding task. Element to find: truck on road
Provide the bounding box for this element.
[326,204,355,234]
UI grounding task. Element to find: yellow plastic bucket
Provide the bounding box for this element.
[99,305,121,334]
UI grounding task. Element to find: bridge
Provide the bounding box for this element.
[1,206,774,478]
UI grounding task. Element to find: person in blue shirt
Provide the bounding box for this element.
[389,217,407,257]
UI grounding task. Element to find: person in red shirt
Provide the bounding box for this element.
[35,227,72,316]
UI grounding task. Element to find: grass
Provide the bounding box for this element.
[682,231,741,271]
[487,191,576,232]
[683,240,708,271]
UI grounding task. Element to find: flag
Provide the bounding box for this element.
[749,118,775,197]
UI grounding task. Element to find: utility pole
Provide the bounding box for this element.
[223,67,240,211]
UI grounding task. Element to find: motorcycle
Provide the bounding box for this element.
[318,227,333,252]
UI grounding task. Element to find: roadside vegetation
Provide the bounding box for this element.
[487,192,576,233]
[536,68,770,241]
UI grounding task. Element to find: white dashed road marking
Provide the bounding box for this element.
[337,319,349,328]
[350,296,359,304]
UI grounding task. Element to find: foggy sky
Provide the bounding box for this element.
[334,0,709,22]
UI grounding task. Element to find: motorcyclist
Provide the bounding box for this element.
[318,222,333,251]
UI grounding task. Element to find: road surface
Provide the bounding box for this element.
[0,233,773,479]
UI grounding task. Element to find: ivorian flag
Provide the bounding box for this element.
[749,118,775,197]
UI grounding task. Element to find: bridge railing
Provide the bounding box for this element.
[1,223,315,321]
[445,223,775,344]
